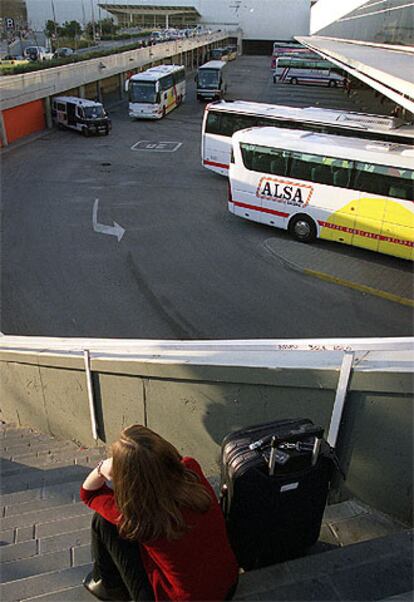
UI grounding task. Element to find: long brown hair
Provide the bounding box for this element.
[111,425,211,542]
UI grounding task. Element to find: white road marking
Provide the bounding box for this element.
[130,140,182,152]
[92,198,125,242]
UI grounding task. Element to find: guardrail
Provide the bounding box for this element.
[0,335,412,524]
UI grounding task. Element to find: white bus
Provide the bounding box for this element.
[201,100,414,176]
[125,65,186,119]
[228,127,414,260]
[273,57,345,87]
[196,60,228,101]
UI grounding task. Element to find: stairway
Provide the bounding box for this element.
[1,423,412,601]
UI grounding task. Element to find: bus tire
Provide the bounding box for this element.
[83,128,89,137]
[329,80,337,88]
[291,77,298,85]
[273,76,276,83]
[289,214,316,243]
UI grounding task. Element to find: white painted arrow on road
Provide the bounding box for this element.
[92,199,125,242]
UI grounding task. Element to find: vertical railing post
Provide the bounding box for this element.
[327,351,355,448]
[84,349,98,441]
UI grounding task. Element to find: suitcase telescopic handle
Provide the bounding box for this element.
[249,424,324,451]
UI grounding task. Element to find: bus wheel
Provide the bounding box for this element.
[162,107,166,118]
[289,215,316,243]
[329,80,337,88]
[82,128,89,137]
[291,77,298,85]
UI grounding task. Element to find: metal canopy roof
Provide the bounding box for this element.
[99,4,200,16]
[296,36,414,115]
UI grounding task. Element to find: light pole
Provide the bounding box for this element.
[90,0,96,43]
[50,0,59,49]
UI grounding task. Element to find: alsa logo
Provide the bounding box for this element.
[257,177,313,208]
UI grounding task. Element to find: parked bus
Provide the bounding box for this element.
[228,127,414,260]
[272,42,312,69]
[271,51,318,70]
[201,100,414,176]
[210,47,229,61]
[272,41,305,55]
[273,57,345,86]
[125,65,186,119]
[196,61,228,101]
[226,45,238,61]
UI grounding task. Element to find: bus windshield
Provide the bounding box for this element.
[198,69,219,89]
[130,81,157,104]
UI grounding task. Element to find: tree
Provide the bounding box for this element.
[99,18,117,35]
[60,20,82,38]
[44,19,59,38]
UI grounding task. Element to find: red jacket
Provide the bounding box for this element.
[80,457,238,601]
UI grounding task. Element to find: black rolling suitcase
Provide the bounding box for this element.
[220,418,337,570]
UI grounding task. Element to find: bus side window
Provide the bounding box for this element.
[221,114,237,137]
[206,111,222,135]
[240,143,254,170]
[354,162,391,196]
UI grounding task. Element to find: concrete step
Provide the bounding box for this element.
[234,530,413,601]
[1,450,105,478]
[1,463,99,495]
[0,564,92,602]
[0,502,90,531]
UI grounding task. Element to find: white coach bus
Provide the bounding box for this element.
[273,57,345,87]
[201,100,414,176]
[125,65,186,119]
[228,127,414,260]
[196,60,228,101]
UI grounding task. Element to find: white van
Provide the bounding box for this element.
[196,60,228,101]
[24,46,54,61]
[52,96,111,136]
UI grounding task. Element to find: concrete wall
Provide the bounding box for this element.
[0,336,412,524]
[311,0,414,44]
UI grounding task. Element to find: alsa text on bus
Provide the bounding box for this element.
[257,177,313,207]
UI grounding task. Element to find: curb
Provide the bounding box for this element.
[303,269,414,308]
[263,240,413,308]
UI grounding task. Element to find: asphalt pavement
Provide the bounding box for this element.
[1,56,413,338]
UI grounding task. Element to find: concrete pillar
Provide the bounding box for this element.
[79,84,86,98]
[119,73,124,99]
[0,110,8,147]
[166,14,169,29]
[44,97,53,129]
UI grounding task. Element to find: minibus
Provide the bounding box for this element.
[52,96,111,136]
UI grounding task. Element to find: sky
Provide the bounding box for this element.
[26,0,112,29]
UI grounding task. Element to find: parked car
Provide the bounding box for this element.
[52,96,112,136]
[0,55,30,70]
[23,46,54,61]
[53,47,75,59]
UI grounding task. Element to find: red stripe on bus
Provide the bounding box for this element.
[232,200,289,219]
[203,159,229,170]
[317,220,414,248]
